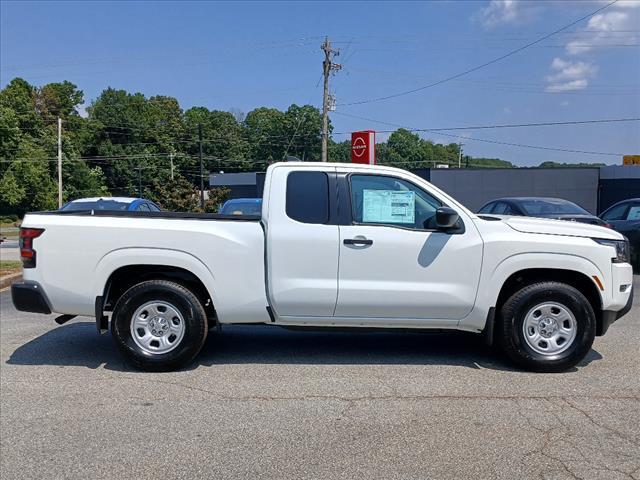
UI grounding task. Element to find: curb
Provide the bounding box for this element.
[0,272,22,290]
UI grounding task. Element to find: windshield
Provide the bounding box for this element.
[518,199,588,216]
[220,201,262,216]
[61,200,131,211]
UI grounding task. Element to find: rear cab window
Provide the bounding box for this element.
[286,171,329,224]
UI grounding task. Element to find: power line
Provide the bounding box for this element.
[0,36,326,72]
[332,112,640,132]
[338,0,620,106]
[4,116,637,142]
[331,112,631,156]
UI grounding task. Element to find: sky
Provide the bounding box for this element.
[1,0,639,166]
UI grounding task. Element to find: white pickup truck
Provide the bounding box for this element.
[12,162,634,372]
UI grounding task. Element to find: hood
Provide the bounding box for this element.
[484,215,624,240]
[535,213,605,226]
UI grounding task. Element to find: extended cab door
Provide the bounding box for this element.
[335,171,483,321]
[265,165,339,317]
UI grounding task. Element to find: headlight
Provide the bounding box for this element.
[593,238,630,263]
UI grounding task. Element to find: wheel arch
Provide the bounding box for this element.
[488,267,605,344]
[95,248,218,325]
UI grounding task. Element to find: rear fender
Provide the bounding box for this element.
[93,248,219,307]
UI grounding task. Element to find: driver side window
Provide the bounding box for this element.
[350,174,442,230]
[602,203,627,221]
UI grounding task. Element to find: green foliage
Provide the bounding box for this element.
[468,157,515,168]
[244,107,287,168]
[0,76,516,218]
[538,161,605,168]
[184,107,249,171]
[148,175,229,213]
[35,81,84,125]
[328,139,351,163]
[0,170,24,207]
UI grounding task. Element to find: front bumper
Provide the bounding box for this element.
[11,282,52,314]
[599,285,633,336]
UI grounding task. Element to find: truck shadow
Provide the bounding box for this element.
[6,321,603,373]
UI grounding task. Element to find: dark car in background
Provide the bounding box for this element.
[600,198,640,270]
[60,197,162,212]
[478,197,607,226]
[219,198,262,216]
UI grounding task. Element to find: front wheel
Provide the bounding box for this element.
[111,280,208,371]
[498,281,596,372]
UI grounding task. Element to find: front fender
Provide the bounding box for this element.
[461,252,604,332]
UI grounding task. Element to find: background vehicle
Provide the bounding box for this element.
[219,198,262,216]
[12,163,633,373]
[61,197,162,212]
[478,197,606,226]
[600,198,640,270]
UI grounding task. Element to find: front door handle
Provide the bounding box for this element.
[344,238,373,246]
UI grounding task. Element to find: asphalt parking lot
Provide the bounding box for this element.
[1,279,639,480]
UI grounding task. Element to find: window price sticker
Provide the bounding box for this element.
[362,190,415,224]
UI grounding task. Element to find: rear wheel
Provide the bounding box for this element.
[498,281,596,372]
[111,280,208,371]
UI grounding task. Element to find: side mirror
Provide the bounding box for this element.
[436,207,459,230]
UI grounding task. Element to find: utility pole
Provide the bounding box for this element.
[458,143,464,168]
[137,165,142,198]
[169,153,174,181]
[198,124,204,209]
[321,36,341,162]
[57,117,62,208]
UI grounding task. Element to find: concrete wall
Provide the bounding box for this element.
[210,166,639,215]
[429,168,600,213]
[599,165,640,212]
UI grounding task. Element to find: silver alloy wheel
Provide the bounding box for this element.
[130,301,185,355]
[522,301,578,356]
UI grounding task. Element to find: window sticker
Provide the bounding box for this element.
[362,190,415,224]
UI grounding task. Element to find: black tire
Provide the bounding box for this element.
[111,280,208,371]
[498,281,596,373]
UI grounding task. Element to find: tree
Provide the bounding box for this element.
[328,139,351,163]
[383,129,428,168]
[0,78,41,133]
[281,104,323,162]
[35,81,84,126]
[1,76,521,218]
[147,175,229,213]
[538,161,606,168]
[244,107,286,168]
[184,107,249,173]
[1,159,57,215]
[0,106,21,171]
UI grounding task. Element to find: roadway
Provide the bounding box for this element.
[1,279,638,479]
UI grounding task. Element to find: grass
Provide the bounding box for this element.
[0,261,22,276]
[0,226,19,240]
[0,219,20,229]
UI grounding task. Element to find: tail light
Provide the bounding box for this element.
[19,228,45,268]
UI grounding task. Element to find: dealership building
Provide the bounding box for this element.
[210,165,639,214]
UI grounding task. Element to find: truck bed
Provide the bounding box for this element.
[19,211,268,323]
[34,210,261,221]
